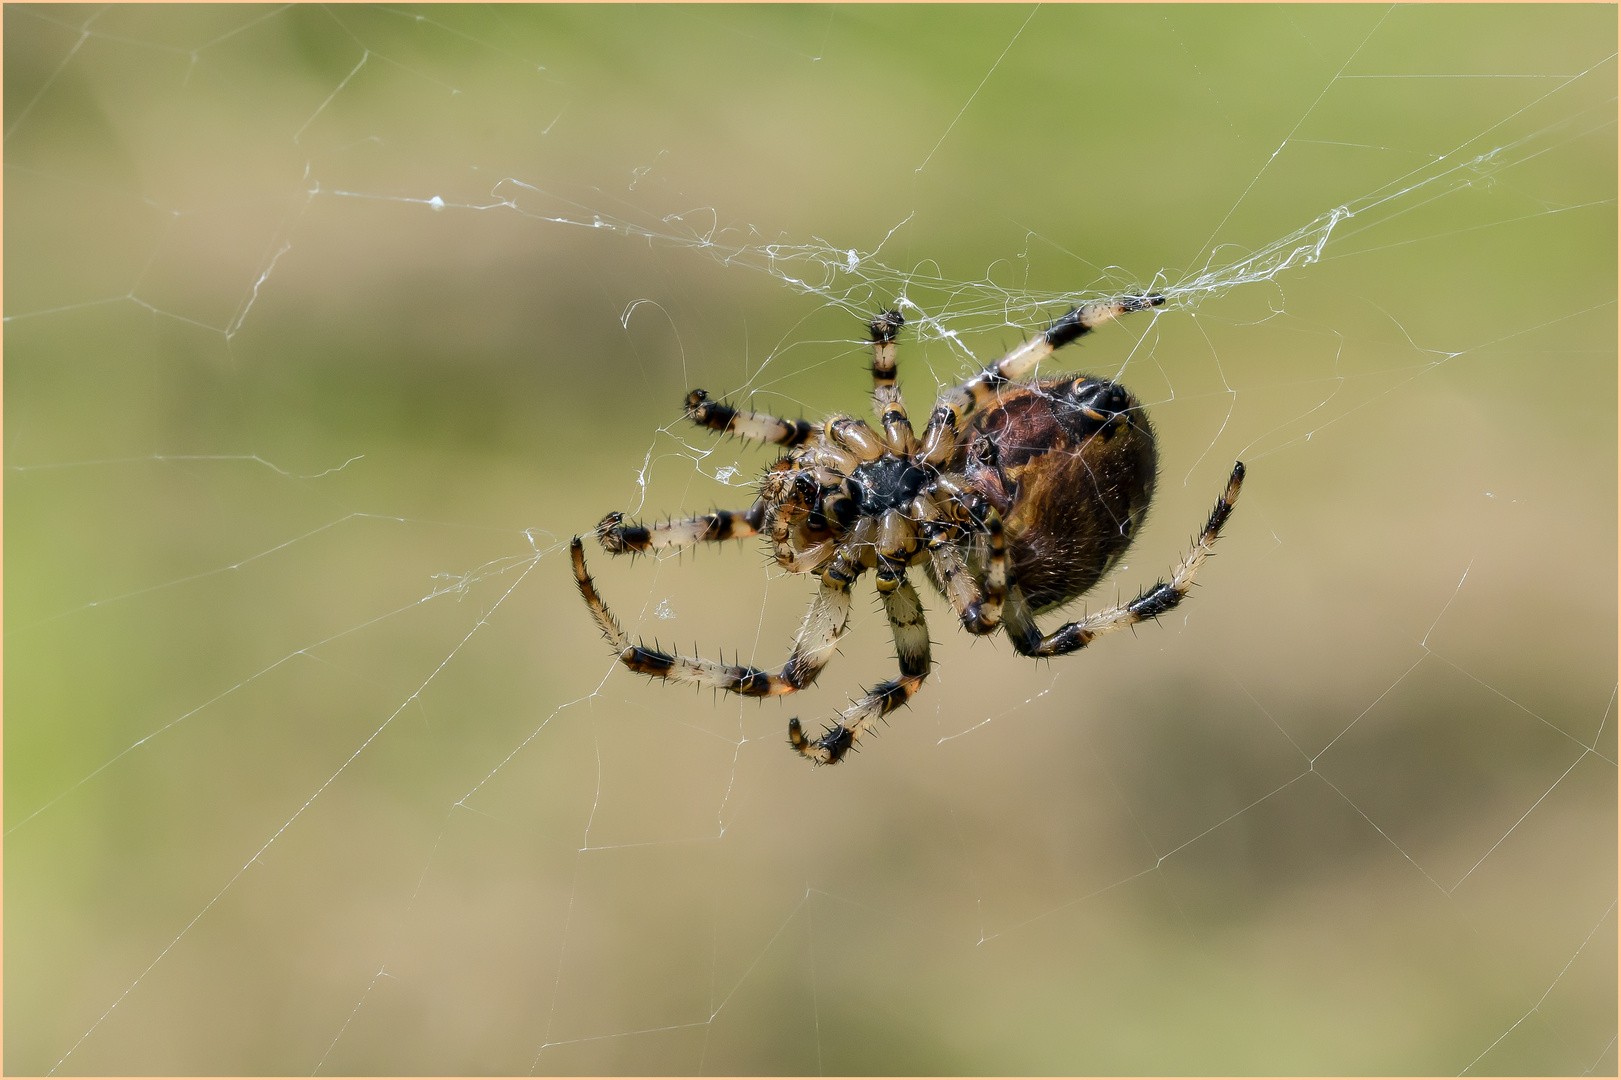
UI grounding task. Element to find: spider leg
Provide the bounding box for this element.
[685,389,814,447]
[597,499,767,555]
[570,538,853,696]
[1004,461,1245,657]
[867,310,917,455]
[926,502,1007,635]
[789,574,931,764]
[918,296,1164,465]
[868,310,905,395]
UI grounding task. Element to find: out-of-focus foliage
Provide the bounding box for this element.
[7,5,1615,1074]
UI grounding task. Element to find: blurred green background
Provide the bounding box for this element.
[6,4,1615,1075]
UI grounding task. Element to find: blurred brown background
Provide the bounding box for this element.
[6,5,1615,1074]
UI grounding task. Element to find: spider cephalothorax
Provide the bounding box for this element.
[572,297,1245,764]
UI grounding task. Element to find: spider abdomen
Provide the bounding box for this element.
[966,376,1158,613]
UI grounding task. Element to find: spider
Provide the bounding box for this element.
[570,296,1245,765]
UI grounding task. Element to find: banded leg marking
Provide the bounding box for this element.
[918,295,1164,465]
[874,385,917,456]
[597,502,765,555]
[975,504,1008,621]
[790,576,932,764]
[571,537,853,695]
[930,541,1001,636]
[868,310,917,454]
[685,389,814,447]
[993,295,1166,383]
[868,309,904,391]
[1005,461,1245,658]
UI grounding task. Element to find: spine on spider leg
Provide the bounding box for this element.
[883,578,931,680]
[788,673,926,765]
[684,389,814,447]
[868,309,918,453]
[570,538,631,651]
[931,543,998,635]
[1123,459,1247,626]
[1202,460,1245,538]
[1162,459,1246,591]
[868,309,905,389]
[1125,580,1182,622]
[779,577,854,691]
[788,716,854,764]
[573,538,709,682]
[596,511,651,554]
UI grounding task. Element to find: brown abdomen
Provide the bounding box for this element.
[965,377,1158,614]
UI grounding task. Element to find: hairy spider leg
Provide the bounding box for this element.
[944,518,1008,634]
[571,537,854,695]
[977,505,1009,619]
[1002,461,1245,657]
[790,574,932,764]
[867,310,917,455]
[596,502,767,555]
[920,490,1009,635]
[919,295,1165,465]
[867,309,905,394]
[684,389,814,446]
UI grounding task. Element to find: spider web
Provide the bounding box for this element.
[6,5,1615,1075]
